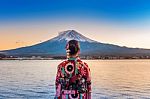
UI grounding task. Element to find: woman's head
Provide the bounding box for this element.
[66,40,80,57]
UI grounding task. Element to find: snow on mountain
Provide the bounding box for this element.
[51,30,96,42]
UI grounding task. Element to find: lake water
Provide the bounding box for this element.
[0,60,150,99]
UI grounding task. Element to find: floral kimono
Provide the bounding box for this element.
[55,57,91,99]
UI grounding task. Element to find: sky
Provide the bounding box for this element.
[0,0,150,50]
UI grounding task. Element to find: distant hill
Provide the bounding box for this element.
[1,30,150,58]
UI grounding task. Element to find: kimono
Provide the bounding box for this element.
[55,57,91,99]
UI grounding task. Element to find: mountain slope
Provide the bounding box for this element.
[1,30,150,57]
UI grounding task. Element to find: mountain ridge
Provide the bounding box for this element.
[1,30,150,58]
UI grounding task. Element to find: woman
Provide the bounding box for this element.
[55,40,91,99]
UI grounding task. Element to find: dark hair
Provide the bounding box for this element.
[66,40,80,56]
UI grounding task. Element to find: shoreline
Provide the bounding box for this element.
[1,58,150,60]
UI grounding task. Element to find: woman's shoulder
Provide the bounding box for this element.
[77,59,89,68]
[58,60,69,67]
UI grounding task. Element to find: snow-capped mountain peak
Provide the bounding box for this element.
[52,30,96,42]
[1,29,150,57]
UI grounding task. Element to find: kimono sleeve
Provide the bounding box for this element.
[84,62,92,98]
[55,63,62,98]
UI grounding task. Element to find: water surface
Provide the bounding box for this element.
[0,60,150,99]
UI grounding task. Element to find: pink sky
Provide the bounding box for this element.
[0,18,150,50]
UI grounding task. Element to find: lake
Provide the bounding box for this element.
[0,60,150,99]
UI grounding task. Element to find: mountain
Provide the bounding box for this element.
[51,30,95,42]
[1,30,150,58]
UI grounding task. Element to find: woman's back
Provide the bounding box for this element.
[55,40,91,99]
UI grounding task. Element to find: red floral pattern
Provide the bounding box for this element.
[55,57,91,99]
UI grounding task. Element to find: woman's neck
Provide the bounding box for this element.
[67,55,78,59]
[67,55,80,61]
